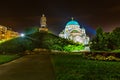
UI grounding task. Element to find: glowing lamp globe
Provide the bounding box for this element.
[20,33,25,37]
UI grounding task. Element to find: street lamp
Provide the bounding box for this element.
[20,33,25,37]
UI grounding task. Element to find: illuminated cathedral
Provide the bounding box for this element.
[59,18,90,45]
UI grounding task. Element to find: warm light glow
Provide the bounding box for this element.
[0,25,19,40]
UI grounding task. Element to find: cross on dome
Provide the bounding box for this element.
[71,17,74,20]
[42,14,45,17]
[66,18,80,26]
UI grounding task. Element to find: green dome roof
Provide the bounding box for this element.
[66,20,80,26]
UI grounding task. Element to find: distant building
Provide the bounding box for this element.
[59,18,90,45]
[0,25,19,40]
[39,14,48,31]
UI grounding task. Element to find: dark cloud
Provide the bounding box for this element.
[0,0,120,34]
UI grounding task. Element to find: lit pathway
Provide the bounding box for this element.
[0,52,55,80]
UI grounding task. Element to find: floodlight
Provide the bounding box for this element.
[20,33,25,37]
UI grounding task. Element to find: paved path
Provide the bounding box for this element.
[0,52,55,80]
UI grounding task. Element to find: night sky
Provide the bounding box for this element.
[0,0,120,35]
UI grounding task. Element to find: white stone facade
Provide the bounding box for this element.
[59,19,89,45]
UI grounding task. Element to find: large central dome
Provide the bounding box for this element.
[66,20,80,26]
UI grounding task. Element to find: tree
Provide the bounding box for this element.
[90,26,104,50]
[96,26,103,36]
[110,27,120,49]
[91,26,120,51]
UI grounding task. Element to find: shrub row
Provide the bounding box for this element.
[84,52,120,58]
[84,52,120,61]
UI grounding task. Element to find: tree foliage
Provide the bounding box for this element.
[64,44,84,52]
[90,27,120,51]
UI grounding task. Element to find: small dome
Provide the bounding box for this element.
[66,20,80,26]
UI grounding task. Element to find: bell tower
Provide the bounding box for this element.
[39,14,48,31]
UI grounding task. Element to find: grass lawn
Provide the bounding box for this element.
[0,54,20,64]
[51,53,120,80]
